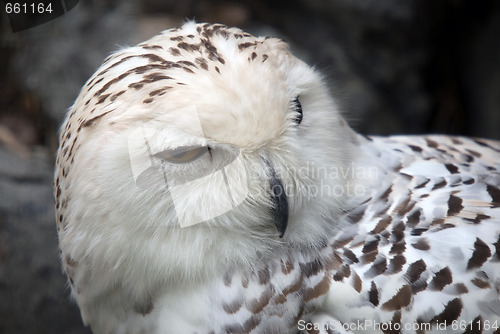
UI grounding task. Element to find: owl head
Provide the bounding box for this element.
[56,22,353,284]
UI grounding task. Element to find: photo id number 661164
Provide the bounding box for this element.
[5,2,53,14]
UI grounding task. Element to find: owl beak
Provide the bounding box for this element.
[264,159,289,238]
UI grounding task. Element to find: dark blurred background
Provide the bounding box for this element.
[0,0,499,333]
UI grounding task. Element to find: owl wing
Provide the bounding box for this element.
[323,135,500,331]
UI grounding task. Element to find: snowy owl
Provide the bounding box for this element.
[55,22,500,334]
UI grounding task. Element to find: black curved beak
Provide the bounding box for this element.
[264,159,289,238]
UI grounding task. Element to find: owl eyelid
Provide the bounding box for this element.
[293,96,303,125]
[154,145,210,164]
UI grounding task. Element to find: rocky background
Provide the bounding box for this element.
[0,0,499,333]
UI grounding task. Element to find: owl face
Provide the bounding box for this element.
[57,22,351,280]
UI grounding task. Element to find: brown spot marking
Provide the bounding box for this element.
[238,42,255,50]
[411,238,430,251]
[407,209,421,228]
[467,238,491,270]
[408,145,422,153]
[361,251,378,264]
[447,194,463,216]
[445,163,459,174]
[149,87,172,97]
[452,282,469,294]
[365,256,387,278]
[471,273,491,289]
[431,218,445,226]
[274,294,287,305]
[250,52,257,61]
[464,213,491,224]
[473,138,498,150]
[215,66,220,74]
[170,36,184,41]
[466,148,482,158]
[94,54,135,78]
[333,265,351,281]
[141,53,168,63]
[389,242,406,255]
[92,77,104,88]
[222,300,243,314]
[380,186,392,201]
[225,315,261,334]
[392,221,405,239]
[462,154,474,163]
[411,228,427,236]
[258,268,270,285]
[362,237,380,254]
[429,267,453,291]
[487,185,500,208]
[369,281,379,306]
[128,82,144,90]
[182,67,194,73]
[277,275,303,304]
[394,197,417,217]
[281,258,294,274]
[430,298,462,324]
[300,259,322,277]
[304,275,330,302]
[142,73,173,83]
[343,248,359,264]
[332,236,354,249]
[169,47,181,56]
[387,255,406,274]
[178,60,197,68]
[324,251,343,271]
[374,203,391,218]
[413,279,429,295]
[426,138,439,149]
[405,259,427,283]
[415,179,430,189]
[262,54,268,62]
[371,215,392,234]
[142,44,163,50]
[432,179,447,190]
[247,288,272,314]
[195,57,209,70]
[143,98,154,104]
[223,272,232,287]
[133,298,154,316]
[381,284,412,311]
[110,90,126,102]
[95,93,111,105]
[177,42,200,53]
[347,207,366,224]
[81,110,112,128]
[352,272,362,293]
